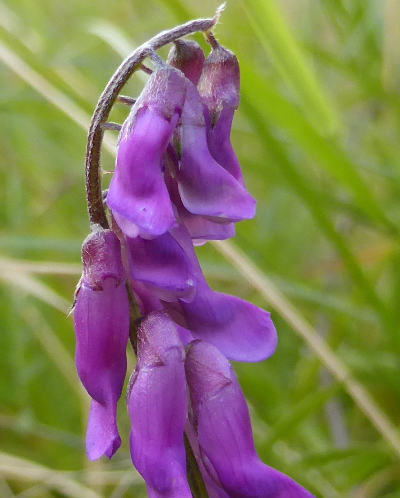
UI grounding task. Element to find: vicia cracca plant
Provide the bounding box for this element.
[73,7,314,497]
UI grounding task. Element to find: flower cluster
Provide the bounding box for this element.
[74,37,313,497]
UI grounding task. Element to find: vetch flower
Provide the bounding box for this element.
[128,311,192,497]
[198,39,245,185]
[174,81,256,222]
[74,229,129,460]
[107,66,186,238]
[185,341,315,497]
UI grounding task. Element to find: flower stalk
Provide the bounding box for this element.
[84,9,223,497]
[78,6,313,497]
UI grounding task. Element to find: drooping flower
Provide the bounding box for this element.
[185,340,315,498]
[107,66,186,238]
[198,39,245,185]
[128,311,192,498]
[174,81,256,222]
[165,40,236,243]
[74,228,129,460]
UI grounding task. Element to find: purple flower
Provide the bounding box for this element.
[107,66,186,238]
[174,82,256,222]
[164,225,277,362]
[185,341,315,498]
[167,39,205,85]
[198,41,245,184]
[74,229,129,460]
[128,311,192,497]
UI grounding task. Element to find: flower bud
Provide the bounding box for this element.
[176,82,255,222]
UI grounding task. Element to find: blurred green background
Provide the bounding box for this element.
[1,0,400,496]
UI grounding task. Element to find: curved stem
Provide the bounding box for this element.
[85,13,219,228]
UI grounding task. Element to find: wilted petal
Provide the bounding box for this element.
[186,341,315,497]
[167,39,205,85]
[164,226,277,362]
[128,312,192,497]
[107,67,186,237]
[127,231,195,302]
[176,83,255,222]
[74,230,129,460]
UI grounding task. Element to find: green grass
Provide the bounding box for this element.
[0,0,400,496]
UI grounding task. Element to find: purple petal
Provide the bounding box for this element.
[131,280,164,315]
[164,226,277,362]
[127,232,195,302]
[86,399,121,461]
[206,106,244,184]
[165,168,236,242]
[107,67,186,237]
[167,39,205,85]
[74,230,129,459]
[107,107,178,237]
[176,84,255,222]
[74,279,129,459]
[185,341,315,497]
[198,42,246,185]
[128,312,191,497]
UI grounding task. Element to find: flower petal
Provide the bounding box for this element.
[86,399,121,461]
[107,67,186,237]
[198,42,245,185]
[128,312,192,497]
[186,341,315,497]
[164,226,277,362]
[165,167,236,243]
[127,231,196,302]
[107,107,178,237]
[206,106,244,184]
